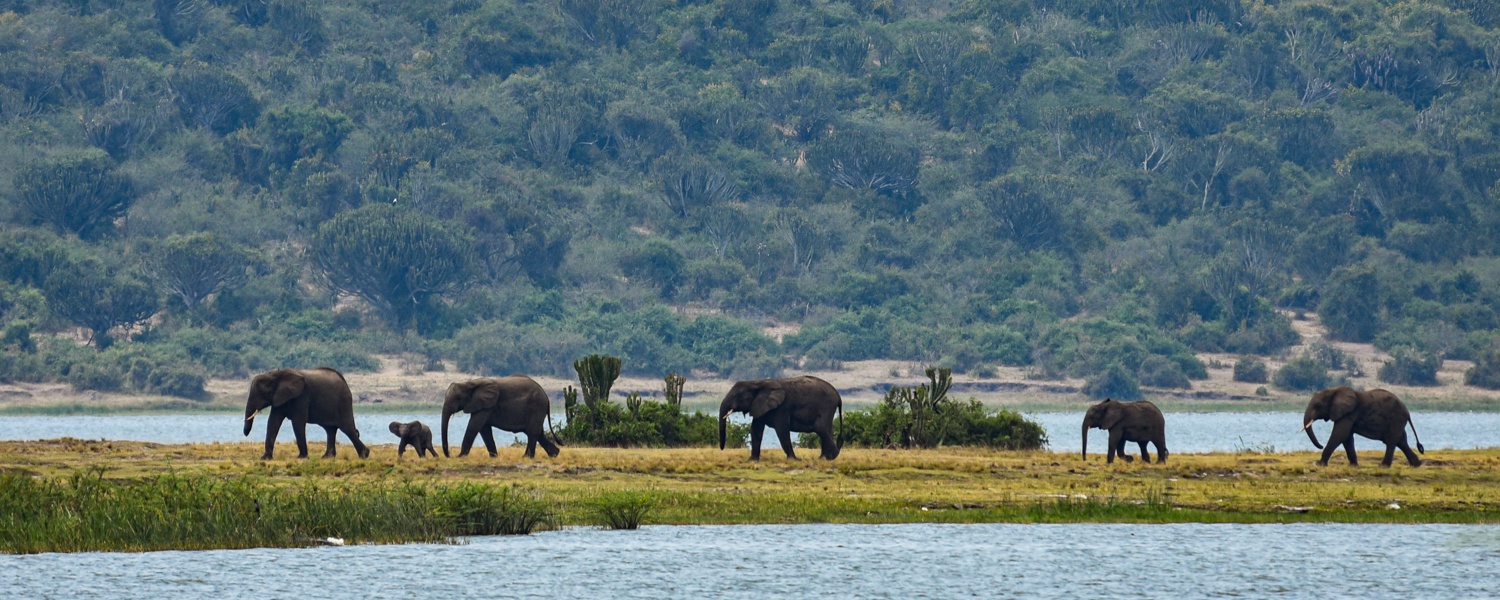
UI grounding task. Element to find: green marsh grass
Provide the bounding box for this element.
[587,491,656,530]
[0,468,553,554]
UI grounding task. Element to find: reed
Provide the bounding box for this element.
[0,468,552,554]
[587,491,656,530]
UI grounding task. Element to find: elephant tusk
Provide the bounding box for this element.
[1299,421,1314,433]
[245,410,261,422]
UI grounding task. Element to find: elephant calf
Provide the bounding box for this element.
[1082,398,1167,464]
[389,420,437,458]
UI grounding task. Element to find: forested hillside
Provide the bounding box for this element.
[5,0,1500,400]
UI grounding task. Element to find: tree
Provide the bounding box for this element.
[12,151,135,240]
[43,259,157,350]
[313,204,474,329]
[147,233,251,314]
[807,122,922,200]
[1319,266,1383,342]
[171,67,260,135]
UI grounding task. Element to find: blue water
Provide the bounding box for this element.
[2,523,1497,598]
[1,411,1495,454]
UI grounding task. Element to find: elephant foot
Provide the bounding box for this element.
[322,452,336,459]
[1120,455,1134,463]
[1315,460,1328,466]
[260,453,273,460]
[296,453,310,459]
[748,456,761,461]
[358,448,370,459]
[488,452,500,458]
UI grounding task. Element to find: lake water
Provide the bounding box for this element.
[2,411,1497,454]
[2,523,1498,598]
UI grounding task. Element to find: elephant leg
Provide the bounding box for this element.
[534,428,560,458]
[1382,443,1397,467]
[459,416,484,457]
[479,427,499,457]
[1398,442,1422,467]
[774,426,797,459]
[398,440,408,458]
[1319,421,1354,466]
[262,414,285,460]
[749,420,766,460]
[292,418,310,459]
[1106,430,1123,464]
[345,425,369,459]
[1137,441,1151,463]
[1341,431,1359,466]
[1154,439,1168,464]
[817,428,839,460]
[321,424,338,458]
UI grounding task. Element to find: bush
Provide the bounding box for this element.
[587,492,655,530]
[1377,347,1440,386]
[1274,356,1330,391]
[559,400,748,448]
[1232,357,1268,383]
[1137,355,1189,389]
[1083,363,1141,400]
[65,362,124,392]
[1465,349,1500,390]
[804,398,1046,450]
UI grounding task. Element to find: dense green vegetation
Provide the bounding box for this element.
[0,468,552,553]
[4,0,1500,398]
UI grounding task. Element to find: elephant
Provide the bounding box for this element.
[243,367,369,460]
[441,376,560,459]
[1081,398,1167,464]
[389,420,436,458]
[718,375,843,460]
[1302,386,1425,467]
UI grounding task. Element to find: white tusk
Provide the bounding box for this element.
[245,409,261,422]
[1299,421,1314,433]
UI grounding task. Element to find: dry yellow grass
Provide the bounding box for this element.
[6,440,1499,524]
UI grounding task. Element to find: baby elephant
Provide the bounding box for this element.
[389,420,437,458]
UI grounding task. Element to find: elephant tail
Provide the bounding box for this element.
[836,401,844,449]
[547,407,565,447]
[1408,417,1424,454]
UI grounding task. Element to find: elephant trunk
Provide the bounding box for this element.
[1303,406,1323,450]
[1081,422,1089,461]
[442,405,455,458]
[718,406,729,451]
[243,404,260,437]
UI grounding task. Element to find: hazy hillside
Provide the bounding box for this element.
[4,0,1500,402]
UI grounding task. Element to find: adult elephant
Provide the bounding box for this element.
[1301,386,1425,467]
[441,376,560,459]
[243,367,369,460]
[718,376,843,460]
[1081,398,1167,464]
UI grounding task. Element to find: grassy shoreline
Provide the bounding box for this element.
[4,440,1500,553]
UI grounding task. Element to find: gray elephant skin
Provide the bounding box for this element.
[442,376,560,459]
[1082,398,1167,464]
[718,375,843,460]
[243,367,370,460]
[1302,386,1425,467]
[389,420,436,458]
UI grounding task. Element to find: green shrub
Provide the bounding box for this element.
[588,492,655,530]
[65,362,124,392]
[1465,349,1500,390]
[1083,363,1141,400]
[1137,355,1189,389]
[1232,357,1268,383]
[560,399,748,448]
[433,484,552,536]
[1377,347,1440,386]
[1274,356,1330,391]
[805,399,1045,450]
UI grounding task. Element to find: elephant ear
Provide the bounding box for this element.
[271,371,305,407]
[1098,403,1125,430]
[1330,388,1358,422]
[464,382,500,414]
[749,385,785,418]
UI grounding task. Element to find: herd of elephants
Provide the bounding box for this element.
[243,366,1427,467]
